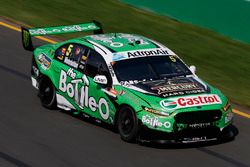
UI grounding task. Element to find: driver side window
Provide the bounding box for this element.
[54,43,88,71]
[85,50,112,86]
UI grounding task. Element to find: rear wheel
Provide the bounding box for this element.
[39,78,57,109]
[118,106,138,142]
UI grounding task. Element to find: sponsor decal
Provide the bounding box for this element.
[66,68,76,79]
[160,100,178,110]
[90,35,124,48]
[188,123,211,129]
[142,106,168,116]
[55,47,67,61]
[61,47,66,55]
[78,64,84,70]
[112,53,126,61]
[108,88,118,96]
[102,88,119,98]
[161,92,186,97]
[37,53,51,70]
[127,48,169,58]
[64,57,78,68]
[81,55,87,61]
[108,64,115,77]
[90,35,114,43]
[91,34,149,48]
[112,48,173,61]
[78,55,87,70]
[160,94,222,110]
[30,29,59,35]
[59,68,110,120]
[29,25,98,35]
[118,34,150,45]
[94,75,107,84]
[149,79,207,97]
[152,83,201,95]
[120,80,139,86]
[142,115,171,129]
[159,89,206,98]
[183,136,207,143]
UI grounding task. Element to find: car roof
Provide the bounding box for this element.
[67,33,176,62]
[80,33,162,52]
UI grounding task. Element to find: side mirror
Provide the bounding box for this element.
[94,75,108,85]
[189,65,196,74]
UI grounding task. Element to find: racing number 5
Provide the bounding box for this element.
[66,44,74,57]
[169,55,176,62]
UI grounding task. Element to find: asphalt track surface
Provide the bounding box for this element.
[0,24,250,167]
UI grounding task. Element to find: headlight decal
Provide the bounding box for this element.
[142,106,169,116]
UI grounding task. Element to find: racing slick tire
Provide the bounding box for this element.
[39,77,57,109]
[118,106,139,142]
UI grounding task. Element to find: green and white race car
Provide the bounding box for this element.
[21,21,235,143]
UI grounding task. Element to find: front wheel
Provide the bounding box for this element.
[39,78,57,109]
[118,106,139,142]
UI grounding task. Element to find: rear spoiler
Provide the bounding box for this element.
[21,20,103,51]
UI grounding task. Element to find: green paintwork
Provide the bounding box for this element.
[28,22,101,36]
[84,33,159,52]
[32,31,233,135]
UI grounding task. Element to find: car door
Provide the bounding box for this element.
[83,49,116,124]
[53,44,116,123]
[52,43,88,110]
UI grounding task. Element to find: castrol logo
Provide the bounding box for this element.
[160,94,222,110]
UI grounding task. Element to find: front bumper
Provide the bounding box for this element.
[138,107,235,144]
[137,124,237,144]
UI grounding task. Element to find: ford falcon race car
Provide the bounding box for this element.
[21,21,235,143]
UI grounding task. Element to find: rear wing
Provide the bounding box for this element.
[21,20,103,51]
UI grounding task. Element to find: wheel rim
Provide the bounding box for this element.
[120,110,134,135]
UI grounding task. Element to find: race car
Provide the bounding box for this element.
[21,21,235,143]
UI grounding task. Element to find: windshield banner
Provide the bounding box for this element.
[112,48,175,61]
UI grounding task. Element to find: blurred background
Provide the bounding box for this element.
[123,0,250,44]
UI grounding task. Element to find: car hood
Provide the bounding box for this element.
[127,76,209,98]
[122,76,225,113]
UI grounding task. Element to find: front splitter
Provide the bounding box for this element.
[137,125,237,145]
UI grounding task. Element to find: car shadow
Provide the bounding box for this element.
[58,109,117,132]
[58,109,239,149]
[139,125,239,149]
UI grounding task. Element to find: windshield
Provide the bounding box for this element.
[112,55,192,82]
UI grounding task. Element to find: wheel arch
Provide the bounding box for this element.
[114,103,137,128]
[38,73,57,109]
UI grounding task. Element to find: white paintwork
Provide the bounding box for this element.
[56,94,75,111]
[31,77,39,89]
